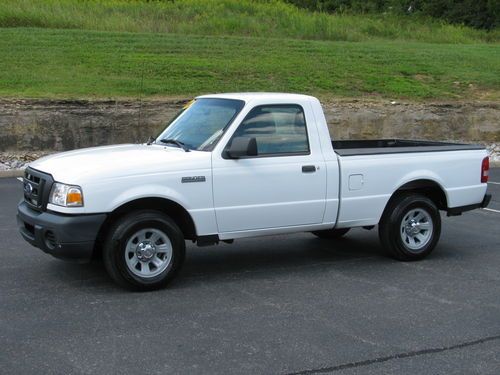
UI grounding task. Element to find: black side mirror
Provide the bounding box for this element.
[225,137,258,159]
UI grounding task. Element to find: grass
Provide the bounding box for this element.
[0,1,498,100]
[0,27,498,100]
[1,0,498,44]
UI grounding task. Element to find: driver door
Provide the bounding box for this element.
[212,103,327,233]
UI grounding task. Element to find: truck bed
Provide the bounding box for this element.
[332,139,484,156]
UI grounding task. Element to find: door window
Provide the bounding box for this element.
[230,105,309,156]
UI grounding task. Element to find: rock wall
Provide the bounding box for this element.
[0,99,498,152]
[0,99,184,151]
[323,100,499,143]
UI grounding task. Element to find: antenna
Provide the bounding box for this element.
[138,61,145,141]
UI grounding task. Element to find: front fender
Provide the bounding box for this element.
[108,184,190,213]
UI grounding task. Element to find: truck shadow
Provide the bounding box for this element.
[183,234,383,276]
[45,230,457,291]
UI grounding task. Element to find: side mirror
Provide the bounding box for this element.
[225,137,258,159]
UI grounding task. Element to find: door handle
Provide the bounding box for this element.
[302,165,316,173]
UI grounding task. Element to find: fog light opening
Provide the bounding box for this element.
[44,231,57,250]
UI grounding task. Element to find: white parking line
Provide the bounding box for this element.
[488,181,500,185]
[16,177,23,182]
[482,208,500,214]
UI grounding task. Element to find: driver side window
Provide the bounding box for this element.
[231,105,309,156]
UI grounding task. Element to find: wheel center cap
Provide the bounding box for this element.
[136,242,156,261]
[406,221,421,236]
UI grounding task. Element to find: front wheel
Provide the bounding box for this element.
[103,210,185,291]
[379,194,441,261]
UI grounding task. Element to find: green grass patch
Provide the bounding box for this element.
[1,0,498,44]
[0,28,498,100]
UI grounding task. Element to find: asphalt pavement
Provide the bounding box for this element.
[1,170,499,374]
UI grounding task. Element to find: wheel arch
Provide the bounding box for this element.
[93,197,197,259]
[384,179,449,218]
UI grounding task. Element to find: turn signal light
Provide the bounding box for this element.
[67,188,83,206]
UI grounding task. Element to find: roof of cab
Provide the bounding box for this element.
[195,92,316,102]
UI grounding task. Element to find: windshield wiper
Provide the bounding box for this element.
[160,138,190,152]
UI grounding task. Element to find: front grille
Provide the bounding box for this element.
[23,167,54,211]
[24,172,42,207]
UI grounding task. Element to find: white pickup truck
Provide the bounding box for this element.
[18,93,491,290]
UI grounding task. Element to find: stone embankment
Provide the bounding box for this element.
[1,98,499,170]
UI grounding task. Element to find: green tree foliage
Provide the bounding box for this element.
[285,0,391,13]
[285,0,499,30]
[413,0,499,30]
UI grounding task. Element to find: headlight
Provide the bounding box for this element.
[49,183,84,207]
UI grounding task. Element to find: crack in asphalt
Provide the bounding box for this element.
[285,334,500,374]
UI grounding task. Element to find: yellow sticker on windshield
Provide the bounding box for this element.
[183,99,195,110]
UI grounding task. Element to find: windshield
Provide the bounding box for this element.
[156,98,245,151]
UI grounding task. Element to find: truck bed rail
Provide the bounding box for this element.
[332,139,484,156]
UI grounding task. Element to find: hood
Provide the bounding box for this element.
[29,144,211,184]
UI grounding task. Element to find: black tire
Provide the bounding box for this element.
[102,210,185,291]
[379,193,441,261]
[312,227,350,239]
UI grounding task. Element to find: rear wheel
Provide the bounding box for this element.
[379,193,441,261]
[103,210,185,291]
[312,227,350,239]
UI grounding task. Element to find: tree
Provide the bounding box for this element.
[284,0,499,30]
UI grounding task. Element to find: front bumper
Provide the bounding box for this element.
[17,201,106,262]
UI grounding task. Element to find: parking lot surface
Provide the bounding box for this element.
[1,170,499,374]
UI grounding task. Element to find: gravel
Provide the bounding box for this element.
[487,143,500,163]
[0,151,52,171]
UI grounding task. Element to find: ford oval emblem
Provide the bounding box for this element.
[24,182,33,195]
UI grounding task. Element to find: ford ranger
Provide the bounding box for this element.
[17,93,491,290]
